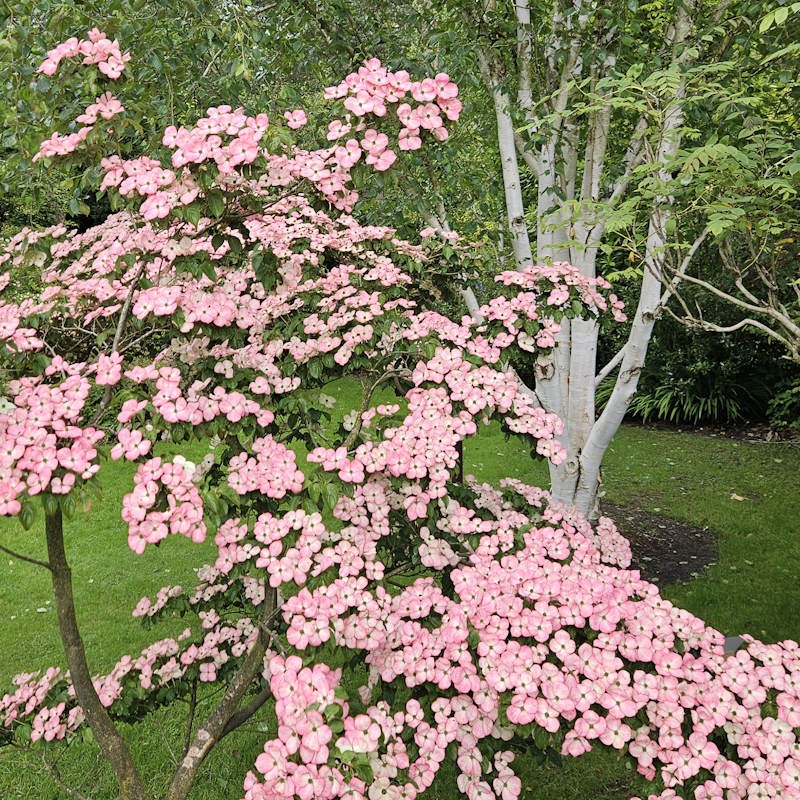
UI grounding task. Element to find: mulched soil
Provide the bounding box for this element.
[603,503,719,586]
[603,420,799,585]
[639,420,800,443]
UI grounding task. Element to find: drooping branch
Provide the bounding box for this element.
[0,541,51,570]
[595,229,706,389]
[35,746,95,800]
[663,270,800,362]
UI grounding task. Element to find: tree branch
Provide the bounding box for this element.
[181,679,198,759]
[515,0,534,114]
[35,747,95,800]
[603,115,648,210]
[513,128,541,176]
[0,541,51,571]
[476,46,534,271]
[663,269,800,362]
[166,588,277,800]
[658,228,709,309]
[90,259,148,426]
[595,344,626,387]
[218,685,272,740]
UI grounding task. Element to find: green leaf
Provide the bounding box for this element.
[207,191,225,218]
[184,204,201,228]
[41,493,59,517]
[759,10,776,32]
[323,482,340,510]
[18,502,35,531]
[227,235,243,256]
[533,726,549,750]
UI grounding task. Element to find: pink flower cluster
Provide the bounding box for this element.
[0,288,47,351]
[397,262,625,366]
[122,364,274,428]
[1,620,261,741]
[227,436,305,499]
[76,91,125,124]
[244,655,396,800]
[33,125,94,162]
[1,668,66,728]
[98,106,269,220]
[37,28,130,79]
[325,58,461,157]
[308,345,566,516]
[32,30,129,162]
[100,155,178,198]
[0,373,102,513]
[121,457,206,554]
[261,479,800,800]
[163,105,270,172]
[495,262,627,325]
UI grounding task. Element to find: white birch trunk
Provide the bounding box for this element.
[475,0,697,517]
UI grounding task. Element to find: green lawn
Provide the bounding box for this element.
[1,419,798,799]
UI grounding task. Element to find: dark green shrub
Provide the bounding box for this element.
[767,376,800,430]
[598,320,787,426]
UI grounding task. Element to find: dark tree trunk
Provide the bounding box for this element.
[45,509,148,800]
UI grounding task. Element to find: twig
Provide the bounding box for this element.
[595,344,626,388]
[154,711,179,766]
[30,746,93,800]
[0,542,51,571]
[342,370,408,450]
[90,259,148,426]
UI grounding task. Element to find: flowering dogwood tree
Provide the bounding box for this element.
[1,30,799,800]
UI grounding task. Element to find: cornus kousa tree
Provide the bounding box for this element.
[1,30,799,800]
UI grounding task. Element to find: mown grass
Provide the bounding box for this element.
[1,411,798,799]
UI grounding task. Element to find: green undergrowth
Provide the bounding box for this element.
[1,388,798,798]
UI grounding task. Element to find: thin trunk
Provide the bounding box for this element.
[45,509,148,800]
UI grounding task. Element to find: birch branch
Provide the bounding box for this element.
[595,344,626,387]
[516,0,534,114]
[664,304,800,361]
[513,128,541,176]
[663,270,800,361]
[476,47,534,271]
[658,228,709,309]
[604,115,648,209]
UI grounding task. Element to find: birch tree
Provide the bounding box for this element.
[447,0,748,516]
